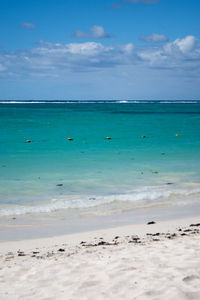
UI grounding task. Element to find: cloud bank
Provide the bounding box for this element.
[0,36,199,79]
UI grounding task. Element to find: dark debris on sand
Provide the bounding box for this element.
[6,222,200,261]
[147,221,156,225]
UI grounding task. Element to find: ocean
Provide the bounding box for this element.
[0,100,200,218]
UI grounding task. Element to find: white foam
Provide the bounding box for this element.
[1,183,200,216]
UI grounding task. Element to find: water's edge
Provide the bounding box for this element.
[1,203,200,242]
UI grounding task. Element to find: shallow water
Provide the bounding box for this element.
[0,101,200,216]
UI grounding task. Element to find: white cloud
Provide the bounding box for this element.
[123,43,134,54]
[138,48,165,66]
[37,40,111,56]
[164,36,197,54]
[138,35,200,71]
[74,25,113,39]
[140,33,169,43]
[20,22,36,30]
[0,36,199,79]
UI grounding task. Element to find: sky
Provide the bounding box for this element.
[0,0,200,100]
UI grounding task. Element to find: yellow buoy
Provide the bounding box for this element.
[141,135,146,138]
[105,137,111,140]
[176,134,179,137]
[26,140,31,143]
[67,138,73,141]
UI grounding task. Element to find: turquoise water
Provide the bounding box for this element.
[0,101,200,216]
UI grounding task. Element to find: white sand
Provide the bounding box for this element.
[1,216,200,300]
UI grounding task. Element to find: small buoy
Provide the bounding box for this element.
[26,140,31,143]
[67,138,73,141]
[176,134,179,137]
[141,136,146,138]
[105,137,111,140]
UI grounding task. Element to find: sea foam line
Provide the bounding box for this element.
[1,184,200,216]
[0,100,199,104]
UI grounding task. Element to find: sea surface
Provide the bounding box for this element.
[0,100,200,217]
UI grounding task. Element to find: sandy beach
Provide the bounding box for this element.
[1,215,200,300]
[1,0,200,297]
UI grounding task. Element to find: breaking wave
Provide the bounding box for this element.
[1,183,200,216]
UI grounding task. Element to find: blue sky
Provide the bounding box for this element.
[0,0,200,100]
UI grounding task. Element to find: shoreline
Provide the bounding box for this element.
[0,206,200,254]
[1,215,200,250]
[1,202,200,243]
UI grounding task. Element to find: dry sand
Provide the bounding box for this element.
[1,216,200,300]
